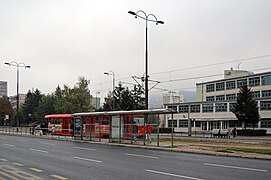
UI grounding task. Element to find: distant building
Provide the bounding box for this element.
[9,94,27,110]
[0,81,7,98]
[163,91,183,104]
[91,97,101,110]
[164,69,271,133]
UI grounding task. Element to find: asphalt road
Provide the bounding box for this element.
[0,135,270,180]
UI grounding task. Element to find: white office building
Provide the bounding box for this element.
[164,69,271,133]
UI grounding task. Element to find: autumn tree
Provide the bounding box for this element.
[0,97,13,126]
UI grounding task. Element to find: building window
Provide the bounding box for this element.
[237,79,247,88]
[260,101,271,110]
[249,77,260,86]
[167,105,177,111]
[179,105,189,113]
[229,103,236,112]
[195,121,201,127]
[168,120,177,127]
[262,75,271,85]
[252,91,261,99]
[262,90,271,98]
[261,119,271,128]
[206,84,215,92]
[226,81,236,90]
[206,96,215,102]
[226,94,236,101]
[216,95,225,101]
[202,104,214,112]
[179,120,188,127]
[216,82,225,91]
[215,103,227,112]
[190,104,200,113]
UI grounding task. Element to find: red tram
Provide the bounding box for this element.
[44,112,153,138]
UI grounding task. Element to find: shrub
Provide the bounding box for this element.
[153,128,173,133]
[237,129,267,136]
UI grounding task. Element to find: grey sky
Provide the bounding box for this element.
[1,0,271,103]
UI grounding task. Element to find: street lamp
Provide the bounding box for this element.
[4,61,31,127]
[104,71,115,93]
[128,10,164,110]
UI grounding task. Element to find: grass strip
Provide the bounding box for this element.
[225,147,271,155]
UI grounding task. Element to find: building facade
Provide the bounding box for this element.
[164,69,271,133]
[0,81,8,98]
[9,94,27,110]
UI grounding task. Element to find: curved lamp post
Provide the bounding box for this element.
[104,71,115,93]
[5,61,31,127]
[128,10,164,110]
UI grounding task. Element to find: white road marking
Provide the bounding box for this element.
[50,175,68,180]
[29,168,43,172]
[73,156,102,163]
[74,146,96,151]
[125,153,159,159]
[145,169,204,180]
[204,163,268,172]
[12,162,23,167]
[3,143,15,147]
[29,148,48,154]
[40,142,55,145]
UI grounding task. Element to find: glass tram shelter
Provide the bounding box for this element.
[72,109,177,146]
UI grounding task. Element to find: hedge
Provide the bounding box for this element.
[237,129,267,136]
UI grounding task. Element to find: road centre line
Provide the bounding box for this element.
[73,156,102,163]
[204,163,268,172]
[74,147,96,151]
[125,153,159,159]
[3,143,15,147]
[29,148,48,154]
[145,169,204,180]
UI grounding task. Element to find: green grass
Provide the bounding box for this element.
[224,147,271,155]
[159,138,203,143]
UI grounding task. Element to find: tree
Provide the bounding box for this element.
[101,83,145,111]
[71,76,93,112]
[22,89,43,125]
[0,97,13,126]
[231,84,260,129]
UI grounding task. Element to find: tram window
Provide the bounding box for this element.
[58,118,62,124]
[102,117,109,125]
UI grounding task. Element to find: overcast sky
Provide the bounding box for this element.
[1,0,271,103]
